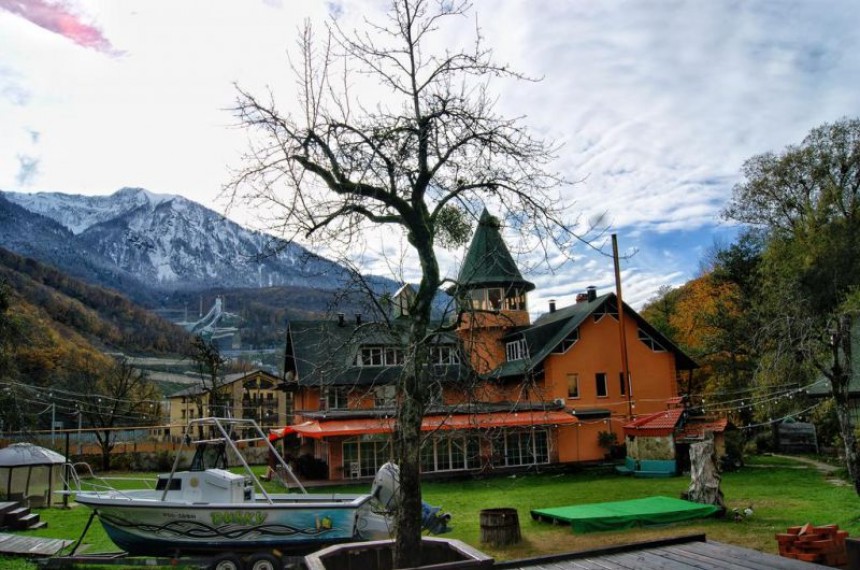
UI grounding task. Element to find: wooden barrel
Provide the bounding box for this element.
[480,508,521,546]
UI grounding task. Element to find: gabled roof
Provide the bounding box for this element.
[168,369,281,398]
[623,407,728,439]
[451,209,535,293]
[488,293,698,379]
[623,407,684,437]
[285,319,470,387]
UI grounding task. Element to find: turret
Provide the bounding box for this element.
[451,210,534,372]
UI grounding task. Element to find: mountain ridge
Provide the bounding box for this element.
[1,187,382,300]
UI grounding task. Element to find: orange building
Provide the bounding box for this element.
[280,211,696,480]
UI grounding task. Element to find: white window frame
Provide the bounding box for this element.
[431,345,460,365]
[505,338,529,361]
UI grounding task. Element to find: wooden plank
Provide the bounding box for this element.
[575,555,637,570]
[611,550,691,570]
[493,534,707,569]
[0,532,73,556]
[698,542,833,569]
[662,542,825,570]
[658,545,746,569]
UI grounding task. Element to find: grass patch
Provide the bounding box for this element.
[5,455,860,568]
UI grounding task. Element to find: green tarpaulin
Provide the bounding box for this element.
[531,496,719,533]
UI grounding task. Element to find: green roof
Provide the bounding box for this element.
[453,209,535,293]
[284,319,470,387]
[488,293,698,379]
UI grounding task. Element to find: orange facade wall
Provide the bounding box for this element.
[543,312,679,463]
[459,310,530,374]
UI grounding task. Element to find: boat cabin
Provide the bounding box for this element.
[155,469,253,503]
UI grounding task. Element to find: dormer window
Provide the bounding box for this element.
[552,328,579,354]
[506,338,529,361]
[430,345,460,365]
[355,346,403,367]
[638,328,666,352]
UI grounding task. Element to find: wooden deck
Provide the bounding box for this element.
[0,532,74,557]
[494,535,830,569]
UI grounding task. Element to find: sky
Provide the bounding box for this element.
[2,0,859,313]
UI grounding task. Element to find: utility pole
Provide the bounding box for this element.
[612,234,633,418]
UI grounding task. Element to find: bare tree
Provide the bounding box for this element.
[75,357,160,471]
[189,335,229,430]
[227,1,589,565]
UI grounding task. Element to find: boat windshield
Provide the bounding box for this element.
[190,442,228,471]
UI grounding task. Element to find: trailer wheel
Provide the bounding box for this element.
[209,553,243,570]
[247,552,281,570]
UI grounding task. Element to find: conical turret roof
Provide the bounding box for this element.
[454,210,535,293]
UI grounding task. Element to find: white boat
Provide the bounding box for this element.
[73,417,402,557]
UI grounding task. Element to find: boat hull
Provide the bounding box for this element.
[76,493,374,555]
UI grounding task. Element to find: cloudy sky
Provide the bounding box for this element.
[2,0,859,311]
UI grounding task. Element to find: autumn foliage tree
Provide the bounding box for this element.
[724,117,860,492]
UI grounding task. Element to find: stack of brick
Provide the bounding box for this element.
[776,523,848,567]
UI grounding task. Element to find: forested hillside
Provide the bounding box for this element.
[0,248,191,432]
[0,247,190,355]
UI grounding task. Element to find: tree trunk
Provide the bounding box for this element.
[101,443,111,471]
[393,230,437,568]
[393,373,424,568]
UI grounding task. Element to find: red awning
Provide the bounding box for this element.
[270,410,579,440]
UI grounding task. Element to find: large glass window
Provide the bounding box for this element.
[420,434,481,473]
[325,386,350,410]
[342,436,391,478]
[493,429,549,467]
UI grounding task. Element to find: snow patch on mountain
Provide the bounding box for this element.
[5,187,177,235]
[1,187,354,293]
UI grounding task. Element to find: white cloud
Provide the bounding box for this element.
[1,0,858,310]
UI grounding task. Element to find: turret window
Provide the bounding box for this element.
[461,287,527,312]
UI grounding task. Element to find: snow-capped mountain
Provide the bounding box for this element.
[0,187,360,300]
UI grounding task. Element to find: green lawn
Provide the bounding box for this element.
[3,455,858,568]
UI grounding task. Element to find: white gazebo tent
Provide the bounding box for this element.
[0,443,67,508]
